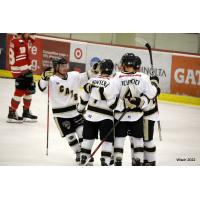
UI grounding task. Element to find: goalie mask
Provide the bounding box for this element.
[99,59,114,75]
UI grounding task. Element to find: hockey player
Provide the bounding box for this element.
[126,56,161,166]
[77,59,118,166]
[110,53,160,166]
[7,33,37,123]
[38,57,95,163]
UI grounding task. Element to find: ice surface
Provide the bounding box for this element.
[0,78,199,166]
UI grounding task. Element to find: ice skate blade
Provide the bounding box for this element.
[7,118,23,123]
[23,118,37,123]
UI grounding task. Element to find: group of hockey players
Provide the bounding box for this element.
[7,33,160,166]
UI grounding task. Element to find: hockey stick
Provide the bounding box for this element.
[46,57,53,156]
[46,81,50,155]
[135,37,162,141]
[84,109,128,166]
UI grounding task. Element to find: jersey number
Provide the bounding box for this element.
[124,88,133,99]
[19,47,26,54]
[9,47,26,65]
[59,85,78,100]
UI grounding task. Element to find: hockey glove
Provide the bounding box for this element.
[150,75,159,87]
[150,76,161,96]
[124,97,144,109]
[41,67,54,81]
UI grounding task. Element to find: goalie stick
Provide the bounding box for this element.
[135,37,162,141]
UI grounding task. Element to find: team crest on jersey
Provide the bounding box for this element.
[62,121,71,130]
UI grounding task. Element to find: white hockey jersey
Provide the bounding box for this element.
[111,71,158,122]
[78,75,118,122]
[38,71,89,118]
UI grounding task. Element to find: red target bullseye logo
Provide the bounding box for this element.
[74,48,83,59]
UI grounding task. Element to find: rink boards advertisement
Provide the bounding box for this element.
[171,55,200,97]
[1,33,200,97]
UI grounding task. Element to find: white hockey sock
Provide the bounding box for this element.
[101,141,113,165]
[65,132,81,153]
[132,137,144,162]
[129,136,135,159]
[114,137,126,161]
[81,139,95,158]
[144,140,156,163]
[76,126,83,145]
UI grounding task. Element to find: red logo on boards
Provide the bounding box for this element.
[74,48,83,59]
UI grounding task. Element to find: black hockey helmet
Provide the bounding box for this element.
[121,53,137,67]
[134,56,142,69]
[52,57,68,70]
[99,59,114,75]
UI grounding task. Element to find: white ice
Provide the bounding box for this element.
[0,78,200,166]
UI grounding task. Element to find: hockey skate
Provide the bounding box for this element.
[80,155,94,166]
[132,158,142,166]
[114,157,122,166]
[87,157,94,166]
[7,107,23,123]
[144,161,156,166]
[100,158,108,166]
[109,155,114,166]
[22,107,37,122]
[75,152,81,163]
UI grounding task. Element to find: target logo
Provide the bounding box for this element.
[74,48,83,59]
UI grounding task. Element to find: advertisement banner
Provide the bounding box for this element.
[42,39,70,70]
[0,33,7,69]
[69,41,87,71]
[171,55,200,97]
[86,43,172,93]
